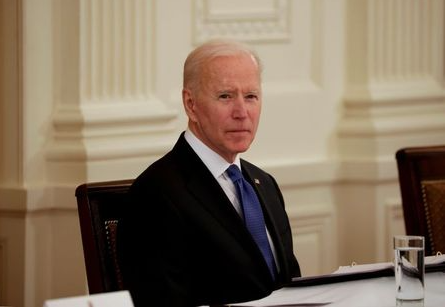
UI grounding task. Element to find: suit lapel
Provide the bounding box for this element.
[172,135,255,246]
[186,173,246,236]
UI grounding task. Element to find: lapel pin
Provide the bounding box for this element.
[254,178,260,185]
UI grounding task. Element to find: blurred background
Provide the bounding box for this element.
[1,0,444,305]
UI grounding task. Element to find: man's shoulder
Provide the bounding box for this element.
[133,151,177,183]
[240,159,269,176]
[133,134,191,180]
[240,159,278,186]
[131,135,209,190]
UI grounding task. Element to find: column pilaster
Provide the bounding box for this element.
[46,0,177,183]
[340,0,445,161]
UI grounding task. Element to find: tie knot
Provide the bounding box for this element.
[226,164,243,183]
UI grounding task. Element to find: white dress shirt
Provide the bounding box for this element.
[184,129,280,271]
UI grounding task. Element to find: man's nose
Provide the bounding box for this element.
[232,97,248,118]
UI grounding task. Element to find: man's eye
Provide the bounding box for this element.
[219,94,231,99]
[246,94,258,100]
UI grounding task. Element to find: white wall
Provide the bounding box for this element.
[0,0,444,306]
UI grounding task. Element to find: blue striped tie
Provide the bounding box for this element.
[226,164,277,280]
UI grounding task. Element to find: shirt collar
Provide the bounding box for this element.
[184,129,241,178]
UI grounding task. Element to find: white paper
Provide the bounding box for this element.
[426,253,445,265]
[333,262,393,274]
[44,290,134,307]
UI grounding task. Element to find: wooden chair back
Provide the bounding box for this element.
[75,179,134,293]
[396,145,445,256]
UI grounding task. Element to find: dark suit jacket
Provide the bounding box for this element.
[119,133,300,306]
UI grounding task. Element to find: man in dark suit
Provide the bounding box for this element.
[119,39,301,306]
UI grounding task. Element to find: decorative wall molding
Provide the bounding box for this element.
[368,0,444,83]
[79,0,155,101]
[287,203,336,275]
[382,198,405,260]
[0,187,27,213]
[340,0,445,157]
[344,79,445,104]
[339,113,445,138]
[347,0,444,85]
[0,0,23,186]
[342,80,445,138]
[193,0,291,43]
[264,156,399,187]
[52,102,176,139]
[0,186,71,213]
[46,101,177,162]
[0,239,5,305]
[48,0,179,166]
[345,0,444,103]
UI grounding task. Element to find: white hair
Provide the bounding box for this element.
[183,39,262,92]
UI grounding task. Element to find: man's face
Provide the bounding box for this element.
[183,54,262,163]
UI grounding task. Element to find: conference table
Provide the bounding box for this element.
[239,257,445,306]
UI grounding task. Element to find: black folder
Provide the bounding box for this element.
[288,260,445,287]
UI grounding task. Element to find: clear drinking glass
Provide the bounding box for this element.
[394,235,425,306]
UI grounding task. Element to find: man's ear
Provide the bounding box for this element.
[182,88,198,122]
